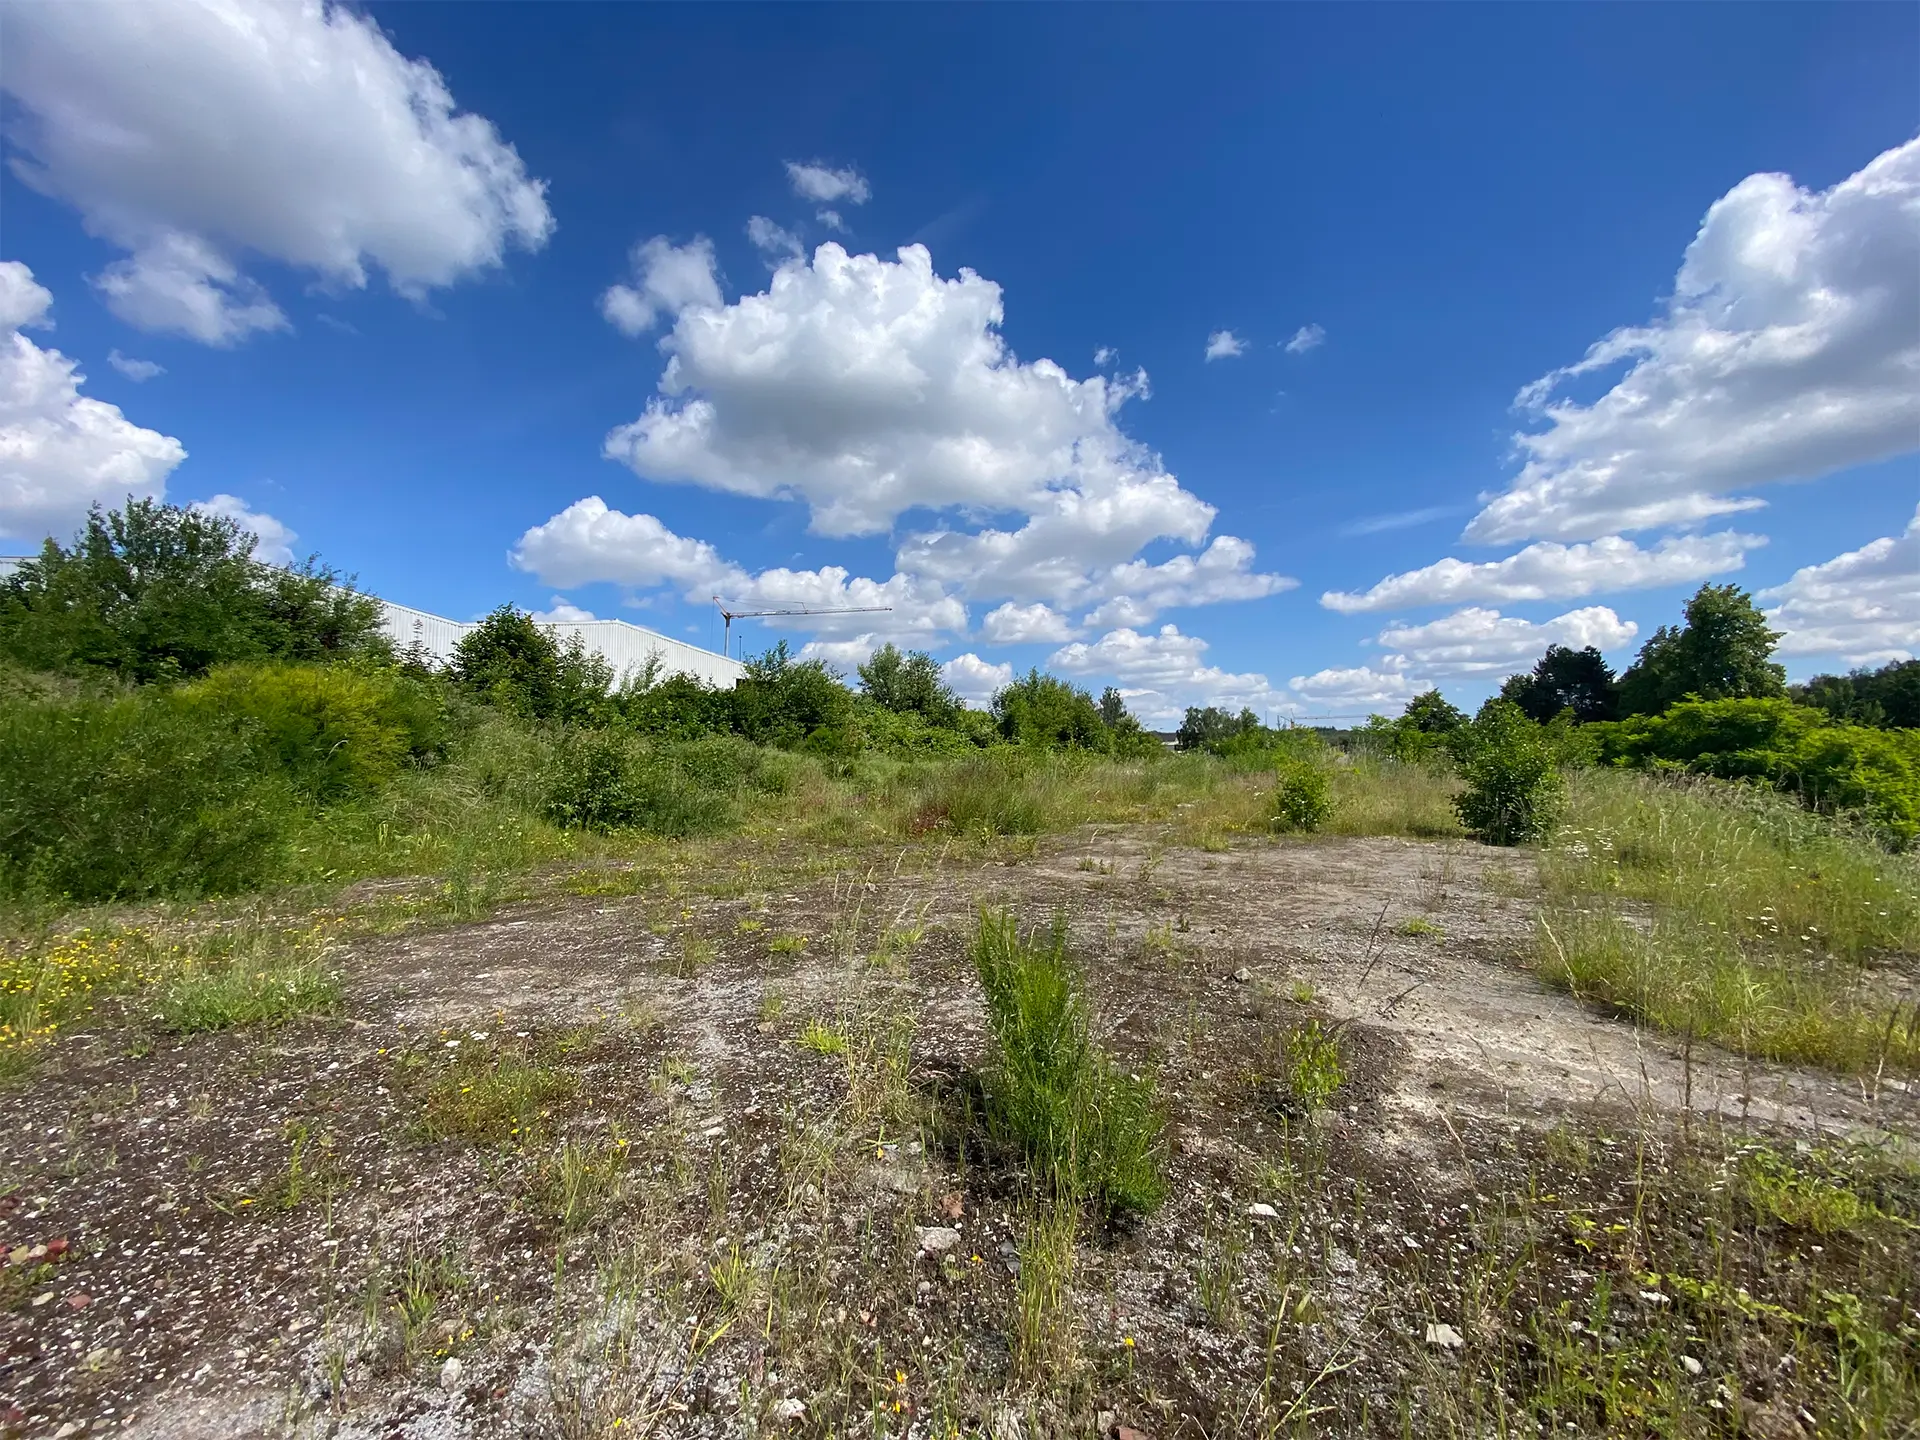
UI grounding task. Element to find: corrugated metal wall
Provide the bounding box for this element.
[375,599,745,689]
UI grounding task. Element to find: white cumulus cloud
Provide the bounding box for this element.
[980,602,1077,645]
[0,262,187,543]
[940,652,1015,706]
[1287,663,1424,712]
[798,634,880,668]
[1762,505,1920,664]
[600,237,723,337]
[594,241,1294,625]
[1469,138,1920,544]
[785,161,870,206]
[509,496,966,646]
[1284,324,1325,355]
[1322,531,1764,613]
[1375,605,1638,677]
[1048,624,1291,726]
[192,492,297,565]
[107,350,164,383]
[531,598,599,625]
[816,210,848,234]
[2,0,554,345]
[1204,329,1246,361]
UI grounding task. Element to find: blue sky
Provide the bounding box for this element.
[2,1,1915,722]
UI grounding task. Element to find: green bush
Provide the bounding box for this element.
[1271,760,1333,833]
[993,670,1112,751]
[1453,699,1564,846]
[451,607,613,725]
[0,498,385,682]
[0,689,293,901]
[914,749,1051,835]
[971,909,1164,1216]
[541,730,736,837]
[731,642,856,750]
[1590,698,1919,847]
[181,662,447,801]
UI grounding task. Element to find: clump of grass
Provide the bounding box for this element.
[1397,917,1443,938]
[1539,768,1920,1074]
[1325,756,1463,839]
[532,1134,631,1234]
[155,961,342,1033]
[1283,1020,1344,1112]
[798,1019,846,1055]
[1010,1198,1079,1382]
[768,934,808,955]
[971,908,1165,1216]
[420,1039,580,1146]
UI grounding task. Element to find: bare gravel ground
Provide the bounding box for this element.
[2,830,1914,1439]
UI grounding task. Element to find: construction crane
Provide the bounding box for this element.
[712,597,893,660]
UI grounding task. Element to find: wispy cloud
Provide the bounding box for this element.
[1337,504,1458,537]
[1284,323,1325,355]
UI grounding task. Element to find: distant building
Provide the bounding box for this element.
[372,596,745,689]
[0,554,745,689]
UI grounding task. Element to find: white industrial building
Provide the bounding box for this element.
[374,597,745,689]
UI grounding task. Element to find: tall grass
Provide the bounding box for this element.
[1324,755,1463,839]
[970,908,1164,1216]
[1539,769,1920,1074]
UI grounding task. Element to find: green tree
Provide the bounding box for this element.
[1175,705,1261,752]
[733,640,854,749]
[1618,583,1785,716]
[857,643,961,724]
[449,607,614,723]
[0,499,384,682]
[1792,659,1920,730]
[992,670,1111,751]
[1498,645,1619,723]
[1098,687,1128,729]
[1401,689,1467,734]
[1453,698,1564,846]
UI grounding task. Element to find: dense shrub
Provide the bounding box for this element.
[181,662,448,801]
[857,697,991,758]
[451,607,613,725]
[1453,699,1564,846]
[618,671,734,739]
[0,499,384,681]
[858,644,962,725]
[0,689,292,901]
[730,642,856,751]
[1271,760,1333,833]
[971,909,1164,1216]
[1361,688,1467,762]
[541,730,739,837]
[1498,644,1619,723]
[993,671,1112,751]
[1590,698,1919,847]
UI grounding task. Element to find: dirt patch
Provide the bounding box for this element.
[1,829,1913,1438]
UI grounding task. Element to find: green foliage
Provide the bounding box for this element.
[1270,760,1333,833]
[0,687,293,902]
[450,607,612,724]
[180,662,448,801]
[1361,688,1468,762]
[1176,705,1262,752]
[0,499,384,682]
[155,961,343,1034]
[1402,689,1467,735]
[616,670,732,739]
[1590,697,1919,846]
[914,748,1053,835]
[542,730,781,836]
[1793,659,1920,730]
[993,670,1113,751]
[857,643,961,724]
[731,641,855,750]
[1499,644,1619,723]
[971,909,1164,1216]
[1283,1020,1345,1111]
[1453,698,1565,846]
[855,696,990,758]
[1618,583,1785,716]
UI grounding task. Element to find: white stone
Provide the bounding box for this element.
[1681,1355,1703,1376]
[1425,1322,1465,1350]
[1247,1202,1279,1220]
[771,1397,806,1424]
[916,1225,963,1257]
[439,1357,463,1390]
